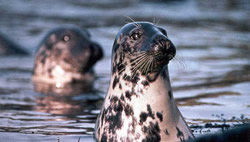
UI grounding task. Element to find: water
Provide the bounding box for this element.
[0,0,249,141]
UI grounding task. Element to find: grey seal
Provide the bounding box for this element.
[95,22,194,142]
[32,26,103,84]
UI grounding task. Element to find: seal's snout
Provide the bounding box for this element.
[153,35,176,62]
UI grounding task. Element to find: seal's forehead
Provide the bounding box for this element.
[117,22,159,36]
[48,27,89,38]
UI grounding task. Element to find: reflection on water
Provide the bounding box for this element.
[33,82,102,116]
[33,81,96,97]
[0,0,249,141]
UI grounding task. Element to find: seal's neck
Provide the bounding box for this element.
[102,65,193,141]
[110,61,172,96]
[108,65,176,113]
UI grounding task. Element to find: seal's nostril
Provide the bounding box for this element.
[154,44,160,52]
[153,35,169,50]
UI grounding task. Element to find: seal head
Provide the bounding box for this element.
[112,22,176,78]
[32,27,103,84]
[95,22,194,142]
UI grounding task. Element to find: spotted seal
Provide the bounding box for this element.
[32,26,103,84]
[95,22,194,142]
[0,32,29,56]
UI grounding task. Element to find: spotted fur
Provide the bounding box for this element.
[95,22,194,142]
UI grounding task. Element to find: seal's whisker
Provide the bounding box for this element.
[125,16,140,28]
[136,53,149,66]
[130,52,148,65]
[145,57,151,74]
[132,64,141,78]
[132,58,146,72]
[151,57,157,73]
[131,53,147,61]
[125,22,138,28]
[153,15,156,25]
[139,56,150,74]
[143,59,149,74]
[131,64,141,74]
[135,53,148,60]
[146,57,153,74]
[172,54,187,70]
[137,55,151,75]
[131,54,150,78]
[156,19,161,26]
[143,56,151,73]
[153,14,160,27]
[142,60,150,74]
[146,58,152,74]
[150,57,155,73]
[131,54,148,64]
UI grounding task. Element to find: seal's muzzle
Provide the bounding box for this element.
[151,35,176,64]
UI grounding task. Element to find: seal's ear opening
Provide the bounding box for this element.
[90,42,104,62]
[158,27,168,36]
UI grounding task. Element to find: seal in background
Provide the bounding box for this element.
[32,26,103,84]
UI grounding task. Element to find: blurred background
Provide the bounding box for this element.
[0,0,249,141]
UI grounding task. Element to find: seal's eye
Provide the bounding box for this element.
[130,33,140,40]
[63,35,70,42]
